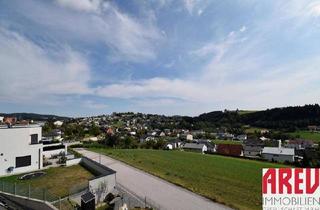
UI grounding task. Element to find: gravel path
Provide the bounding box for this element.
[76,149,232,210]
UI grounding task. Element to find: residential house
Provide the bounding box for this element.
[106,128,114,136]
[159,131,166,137]
[53,120,63,127]
[260,129,270,134]
[284,139,315,160]
[129,131,136,136]
[4,117,17,126]
[0,124,43,176]
[284,139,314,150]
[216,144,243,156]
[243,140,264,157]
[236,134,247,141]
[262,141,295,163]
[0,116,4,123]
[194,139,215,153]
[308,125,320,132]
[260,136,270,141]
[217,133,234,140]
[182,143,207,154]
[166,140,183,150]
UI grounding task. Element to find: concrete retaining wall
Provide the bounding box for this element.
[65,158,82,166]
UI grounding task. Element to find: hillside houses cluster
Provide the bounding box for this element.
[2,112,319,166]
[175,138,317,164]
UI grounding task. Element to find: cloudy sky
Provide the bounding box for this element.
[0,0,320,116]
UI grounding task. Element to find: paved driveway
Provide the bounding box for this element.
[76,149,232,210]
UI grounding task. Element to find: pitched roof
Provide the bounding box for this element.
[262,147,294,156]
[183,143,206,149]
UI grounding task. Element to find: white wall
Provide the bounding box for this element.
[262,153,294,163]
[0,126,43,177]
[66,158,82,166]
[43,149,66,158]
[89,174,116,204]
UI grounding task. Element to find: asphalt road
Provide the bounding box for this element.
[76,149,232,210]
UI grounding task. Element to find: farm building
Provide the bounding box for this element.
[262,141,295,163]
[216,144,243,156]
[182,143,207,154]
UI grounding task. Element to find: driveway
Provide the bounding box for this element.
[75,149,232,210]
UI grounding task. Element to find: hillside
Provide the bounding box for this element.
[0,112,70,121]
[188,104,320,130]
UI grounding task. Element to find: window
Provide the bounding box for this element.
[16,155,31,168]
[30,134,38,144]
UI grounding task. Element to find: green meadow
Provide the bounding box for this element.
[89,148,285,210]
[287,130,320,142]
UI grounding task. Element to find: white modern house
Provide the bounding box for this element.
[53,120,64,127]
[0,125,43,176]
[262,140,295,163]
[0,116,4,123]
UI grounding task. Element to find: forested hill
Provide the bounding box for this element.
[0,113,70,121]
[188,104,320,129]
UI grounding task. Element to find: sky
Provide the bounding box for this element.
[0,0,320,117]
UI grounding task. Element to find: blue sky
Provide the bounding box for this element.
[0,0,320,117]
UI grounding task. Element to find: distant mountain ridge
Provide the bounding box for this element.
[2,104,320,129]
[191,104,320,129]
[0,113,70,121]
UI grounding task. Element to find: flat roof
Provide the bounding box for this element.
[0,124,41,129]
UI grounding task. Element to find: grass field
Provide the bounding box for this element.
[287,130,320,142]
[0,165,94,198]
[89,148,285,210]
[244,126,267,134]
[238,110,258,115]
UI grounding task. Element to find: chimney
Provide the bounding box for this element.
[278,140,282,148]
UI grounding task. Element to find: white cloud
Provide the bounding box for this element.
[191,26,246,59]
[13,0,162,63]
[240,26,247,32]
[182,0,208,15]
[183,0,196,14]
[83,100,108,109]
[0,27,91,104]
[55,0,103,13]
[93,55,320,112]
[308,2,320,17]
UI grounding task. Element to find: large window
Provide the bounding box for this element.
[16,155,31,168]
[30,134,38,144]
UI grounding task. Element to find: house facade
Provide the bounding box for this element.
[262,141,295,163]
[216,144,243,156]
[182,143,207,154]
[0,125,43,176]
[243,140,264,157]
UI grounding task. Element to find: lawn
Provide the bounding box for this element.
[0,165,94,199]
[244,126,267,134]
[89,148,285,210]
[287,130,320,142]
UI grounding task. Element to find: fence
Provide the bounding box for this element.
[0,180,76,210]
[115,183,165,210]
